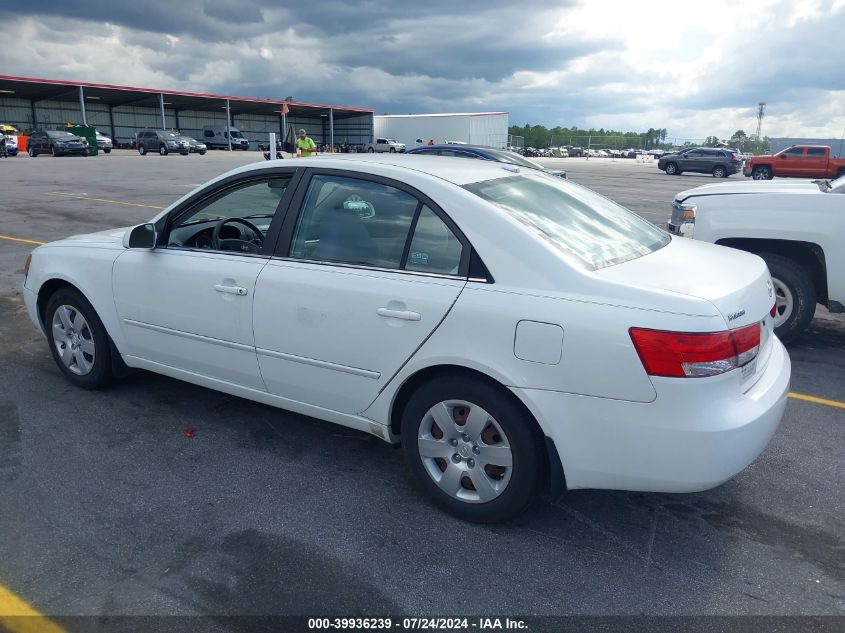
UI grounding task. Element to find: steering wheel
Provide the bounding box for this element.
[212,218,265,253]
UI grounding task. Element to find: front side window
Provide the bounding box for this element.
[167,176,292,252]
[290,175,419,269]
[465,174,669,271]
[783,147,804,157]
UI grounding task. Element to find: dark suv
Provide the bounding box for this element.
[136,129,190,156]
[657,148,742,178]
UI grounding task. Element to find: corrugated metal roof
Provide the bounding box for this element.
[376,112,509,118]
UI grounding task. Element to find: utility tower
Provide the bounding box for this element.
[755,102,766,140]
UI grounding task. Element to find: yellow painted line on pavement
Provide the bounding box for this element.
[789,392,845,410]
[0,234,45,246]
[0,584,67,633]
[49,192,166,210]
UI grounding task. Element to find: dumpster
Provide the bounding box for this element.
[67,125,98,156]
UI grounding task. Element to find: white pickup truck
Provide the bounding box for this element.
[364,138,406,153]
[667,175,845,341]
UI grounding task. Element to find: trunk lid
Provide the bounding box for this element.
[597,237,776,389]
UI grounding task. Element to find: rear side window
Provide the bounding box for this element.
[807,147,826,157]
[465,174,669,271]
[406,206,463,275]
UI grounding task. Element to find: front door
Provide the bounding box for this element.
[113,171,298,389]
[253,171,469,413]
[778,146,805,177]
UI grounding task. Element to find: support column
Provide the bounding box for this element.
[174,109,180,132]
[108,105,116,143]
[30,100,38,129]
[79,86,88,126]
[329,108,334,152]
[225,99,232,151]
[159,93,166,129]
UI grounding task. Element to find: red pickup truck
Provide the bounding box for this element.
[744,145,845,180]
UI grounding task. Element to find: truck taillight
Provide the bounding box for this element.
[629,323,761,378]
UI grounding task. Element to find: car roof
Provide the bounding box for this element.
[223,154,527,187]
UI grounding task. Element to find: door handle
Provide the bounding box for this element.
[377,307,421,321]
[214,284,248,296]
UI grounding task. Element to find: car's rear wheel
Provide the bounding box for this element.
[401,376,543,523]
[752,165,772,180]
[664,162,679,175]
[712,165,727,178]
[760,253,816,342]
[138,144,147,156]
[44,287,113,389]
[159,144,168,156]
[367,147,375,153]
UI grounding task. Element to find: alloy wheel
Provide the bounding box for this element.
[51,305,95,375]
[417,400,513,504]
[772,277,793,328]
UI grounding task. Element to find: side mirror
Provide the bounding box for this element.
[123,223,157,249]
[779,154,787,159]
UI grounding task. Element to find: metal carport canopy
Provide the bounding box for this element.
[0,74,373,119]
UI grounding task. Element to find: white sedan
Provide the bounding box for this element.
[22,155,791,522]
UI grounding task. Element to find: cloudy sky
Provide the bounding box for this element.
[2,0,844,140]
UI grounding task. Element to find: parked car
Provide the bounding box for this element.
[407,144,566,178]
[596,150,610,158]
[136,129,190,156]
[1,133,18,156]
[179,135,207,155]
[27,130,89,157]
[202,126,250,150]
[22,155,789,523]
[94,129,113,153]
[667,174,845,340]
[364,138,406,153]
[658,148,742,178]
[744,145,845,180]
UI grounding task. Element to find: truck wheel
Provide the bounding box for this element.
[760,253,816,342]
[752,166,772,180]
[664,162,679,175]
[712,165,727,178]
[367,147,375,153]
[389,147,396,153]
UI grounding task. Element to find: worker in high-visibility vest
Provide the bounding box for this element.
[296,129,317,157]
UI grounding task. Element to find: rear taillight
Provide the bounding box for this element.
[630,323,761,378]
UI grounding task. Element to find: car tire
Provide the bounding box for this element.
[712,165,727,178]
[664,162,679,175]
[51,145,58,157]
[138,144,147,156]
[159,144,168,156]
[389,147,396,153]
[103,148,111,154]
[28,145,37,157]
[759,253,816,342]
[199,151,206,155]
[367,147,375,153]
[401,375,543,523]
[752,165,772,180]
[44,287,113,389]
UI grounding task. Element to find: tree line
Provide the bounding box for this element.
[509,124,771,153]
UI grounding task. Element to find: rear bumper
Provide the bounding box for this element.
[513,337,790,493]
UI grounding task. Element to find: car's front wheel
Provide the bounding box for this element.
[401,376,543,523]
[712,165,727,178]
[664,162,679,175]
[159,144,168,156]
[51,145,59,157]
[28,145,37,157]
[103,148,111,154]
[138,144,147,155]
[44,287,113,389]
[752,165,772,180]
[760,253,816,342]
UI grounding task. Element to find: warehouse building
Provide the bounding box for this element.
[0,75,374,149]
[770,137,845,157]
[373,112,509,149]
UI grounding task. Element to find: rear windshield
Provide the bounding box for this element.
[465,174,670,270]
[485,149,545,170]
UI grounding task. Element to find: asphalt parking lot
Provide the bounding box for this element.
[0,151,843,619]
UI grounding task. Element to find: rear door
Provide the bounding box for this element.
[804,147,828,177]
[253,169,469,414]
